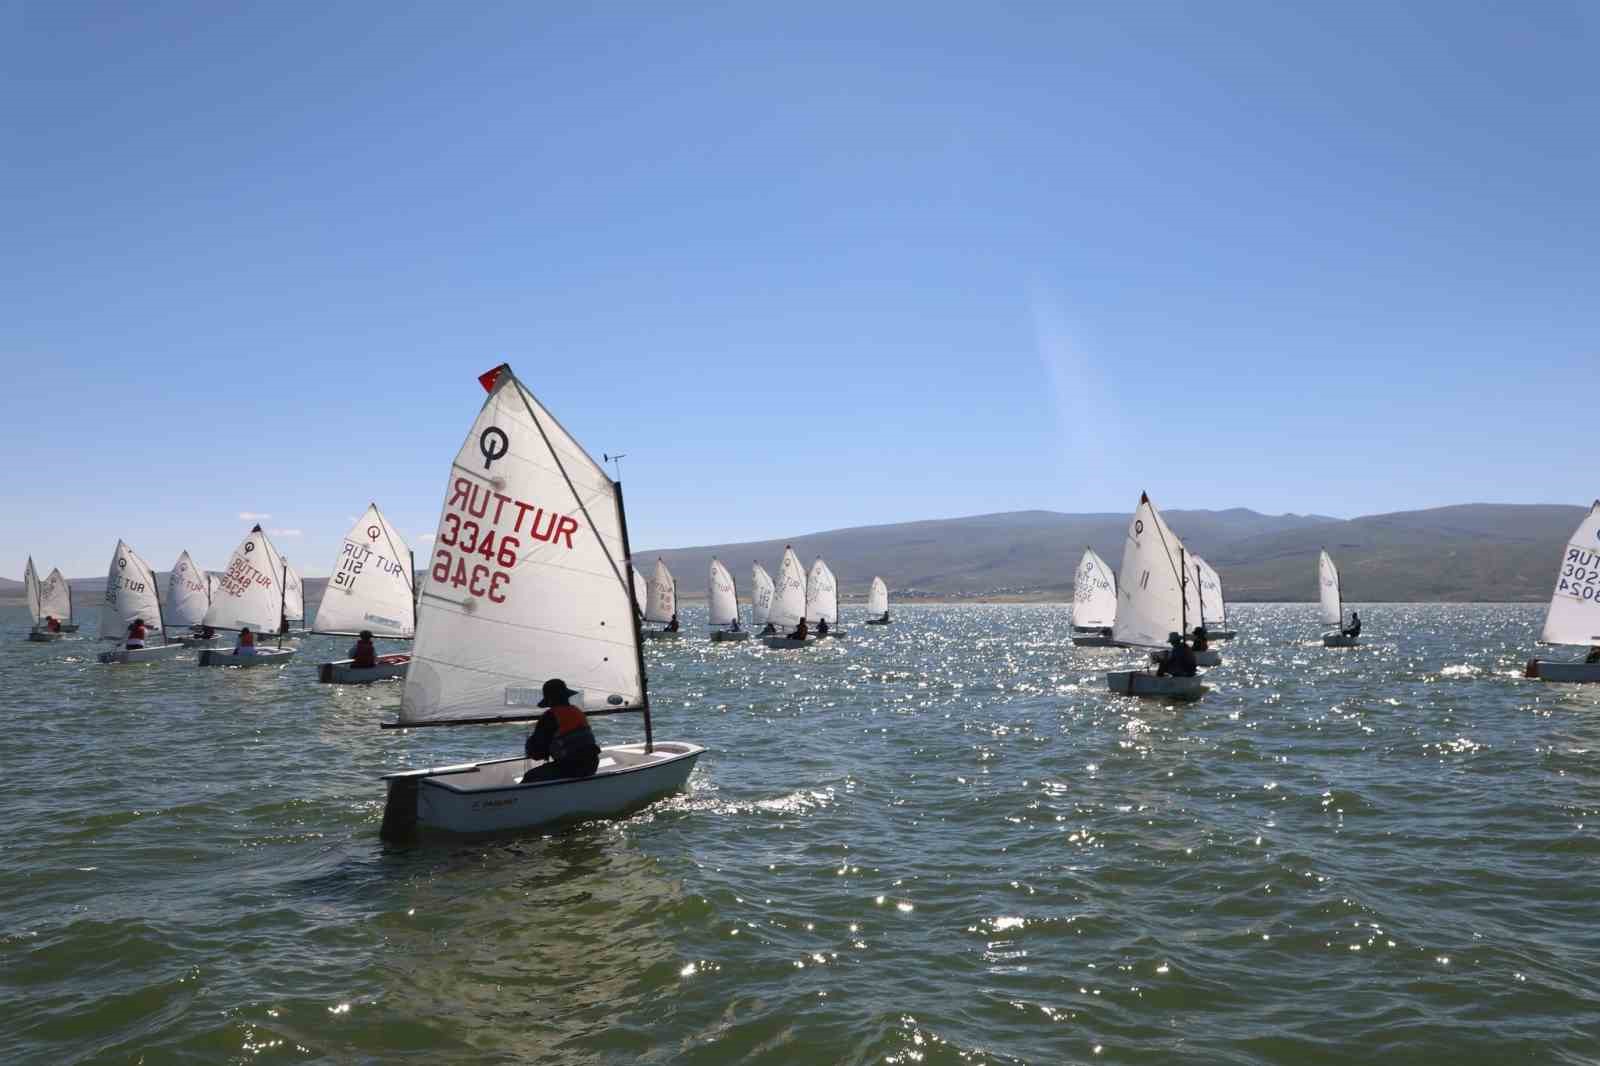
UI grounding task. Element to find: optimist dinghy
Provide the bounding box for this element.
[26,561,77,639]
[166,551,221,646]
[1524,500,1600,683]
[1071,547,1119,646]
[760,546,813,649]
[642,558,681,639]
[97,540,185,664]
[807,557,844,637]
[378,363,702,839]
[196,526,297,668]
[1105,493,1209,700]
[313,503,416,683]
[750,562,776,634]
[864,576,891,625]
[708,558,750,642]
[23,558,60,641]
[1318,550,1360,647]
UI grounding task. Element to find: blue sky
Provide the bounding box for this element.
[3,1,1595,578]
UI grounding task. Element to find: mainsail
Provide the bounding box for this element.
[1318,550,1343,627]
[1072,548,1116,629]
[708,558,739,627]
[867,576,889,616]
[1538,500,1600,647]
[751,563,776,626]
[805,558,839,624]
[1112,493,1190,649]
[41,568,72,623]
[1193,555,1225,627]
[283,562,306,622]
[167,551,211,628]
[101,540,165,639]
[397,366,643,726]
[645,559,677,623]
[203,526,289,633]
[314,503,416,638]
[23,558,43,624]
[631,566,649,617]
[769,547,806,629]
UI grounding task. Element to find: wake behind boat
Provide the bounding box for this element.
[313,503,416,683]
[1524,499,1600,683]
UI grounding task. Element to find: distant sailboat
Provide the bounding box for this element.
[1106,493,1207,700]
[197,525,297,667]
[642,558,681,639]
[708,558,749,642]
[865,576,891,625]
[1193,555,1236,640]
[167,551,215,645]
[761,546,811,648]
[1070,547,1119,646]
[314,503,416,683]
[23,558,64,641]
[98,540,184,664]
[807,557,843,637]
[1524,500,1600,682]
[40,568,76,633]
[282,561,307,635]
[1319,549,1359,647]
[751,562,775,631]
[377,363,701,838]
[632,566,649,618]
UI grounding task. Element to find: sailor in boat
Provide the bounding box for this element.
[1586,646,1600,664]
[1100,626,1113,638]
[1191,625,1210,653]
[349,630,378,669]
[787,618,809,641]
[663,613,680,634]
[193,624,216,640]
[760,621,777,636]
[728,614,742,632]
[234,627,257,656]
[1155,632,1198,678]
[521,679,602,784]
[44,616,61,634]
[816,618,830,637]
[878,610,891,624]
[1342,611,1362,640]
[125,618,148,650]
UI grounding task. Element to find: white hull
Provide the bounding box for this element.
[761,636,811,649]
[1323,633,1360,647]
[1106,670,1206,701]
[643,630,682,641]
[1525,659,1600,683]
[197,647,297,668]
[382,742,704,837]
[98,643,187,665]
[27,630,63,643]
[1150,649,1222,667]
[710,630,751,642]
[319,654,410,684]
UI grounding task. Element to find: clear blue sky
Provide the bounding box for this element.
[3,1,1595,578]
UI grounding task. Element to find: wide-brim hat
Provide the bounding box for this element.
[537,678,579,707]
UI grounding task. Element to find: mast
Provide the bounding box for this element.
[1195,562,1206,628]
[279,559,288,649]
[410,550,418,626]
[614,481,653,752]
[1179,546,1188,634]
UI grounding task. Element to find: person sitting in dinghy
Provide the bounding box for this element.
[45,616,61,634]
[349,630,377,670]
[522,679,601,783]
[1190,626,1209,653]
[786,618,809,641]
[816,618,830,637]
[1585,646,1600,664]
[125,619,148,650]
[1156,632,1197,678]
[879,610,891,624]
[234,627,257,656]
[760,622,777,636]
[1342,612,1361,639]
[664,613,680,633]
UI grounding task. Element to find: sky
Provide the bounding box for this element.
[2,1,1596,578]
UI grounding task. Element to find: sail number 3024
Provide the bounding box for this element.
[432,517,517,603]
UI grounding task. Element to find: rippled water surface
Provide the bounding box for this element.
[3,603,1599,1064]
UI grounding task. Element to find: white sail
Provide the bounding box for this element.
[167,551,211,628]
[203,526,289,633]
[399,366,643,725]
[1112,493,1190,649]
[1539,500,1600,647]
[23,558,43,624]
[770,547,806,629]
[1192,555,1225,627]
[805,558,839,624]
[314,503,416,638]
[41,568,73,623]
[631,566,649,616]
[867,576,889,616]
[206,572,220,604]
[283,562,305,621]
[1072,548,1116,628]
[751,563,775,625]
[708,558,739,626]
[1318,550,1343,627]
[100,539,165,639]
[645,558,677,623]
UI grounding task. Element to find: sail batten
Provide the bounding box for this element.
[1539,500,1600,647]
[751,563,775,626]
[708,558,739,626]
[1073,548,1116,629]
[313,504,416,637]
[167,551,210,628]
[769,547,806,629]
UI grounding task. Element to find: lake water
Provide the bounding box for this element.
[2,603,1597,1064]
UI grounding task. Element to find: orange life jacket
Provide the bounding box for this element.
[548,704,598,763]
[239,630,255,647]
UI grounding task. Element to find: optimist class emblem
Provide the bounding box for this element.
[244,542,255,553]
[1134,520,1144,535]
[479,427,509,470]
[366,525,381,542]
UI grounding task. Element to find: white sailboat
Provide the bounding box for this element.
[1106,493,1207,700]
[167,551,216,645]
[314,503,417,683]
[1187,554,1227,664]
[40,567,77,633]
[1193,555,1236,640]
[807,557,843,637]
[23,558,60,641]
[378,363,702,838]
[865,576,891,625]
[197,525,297,667]
[1319,549,1359,647]
[282,561,308,635]
[751,562,776,633]
[642,558,681,639]
[708,558,749,642]
[761,546,811,648]
[1070,547,1118,646]
[98,540,185,663]
[1524,500,1600,682]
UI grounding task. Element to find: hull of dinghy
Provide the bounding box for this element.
[1205,629,1237,641]
[1106,670,1205,701]
[382,742,704,837]
[197,647,297,668]
[1524,659,1600,683]
[318,655,410,684]
[98,644,187,665]
[865,619,891,626]
[643,631,682,641]
[1072,636,1123,648]
[1149,649,1222,667]
[710,630,751,642]
[27,630,63,643]
[1322,634,1360,648]
[761,636,811,649]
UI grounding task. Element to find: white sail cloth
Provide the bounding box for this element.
[314,503,416,637]
[167,551,211,628]
[645,559,677,623]
[399,366,643,725]
[1192,555,1225,627]
[632,566,649,616]
[101,540,164,639]
[806,558,839,624]
[41,568,73,623]
[283,563,305,621]
[1539,500,1600,647]
[867,576,889,616]
[751,563,775,626]
[203,526,289,633]
[1072,548,1116,628]
[769,547,806,629]
[1112,494,1190,649]
[1318,550,1343,626]
[708,558,739,626]
[24,558,43,624]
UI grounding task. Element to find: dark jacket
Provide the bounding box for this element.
[1158,643,1198,678]
[526,703,601,773]
[350,639,377,669]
